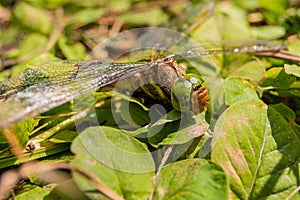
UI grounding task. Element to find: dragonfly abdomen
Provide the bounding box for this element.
[191,86,209,114]
[132,58,186,107]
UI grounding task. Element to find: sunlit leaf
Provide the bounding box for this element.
[211,99,268,199]
[251,25,286,40]
[191,3,252,43]
[231,0,259,10]
[15,184,56,200]
[0,118,39,146]
[45,180,88,199]
[13,2,53,34]
[5,33,48,60]
[58,38,86,60]
[258,0,289,23]
[288,39,300,55]
[190,3,254,73]
[260,67,296,89]
[285,64,300,77]
[229,60,265,85]
[24,0,70,9]
[211,99,300,199]
[153,159,229,200]
[225,77,259,106]
[71,126,155,199]
[120,8,169,26]
[67,8,103,27]
[49,130,78,143]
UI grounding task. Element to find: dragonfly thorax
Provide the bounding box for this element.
[120,57,209,114]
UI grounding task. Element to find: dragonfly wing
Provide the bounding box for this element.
[0,60,152,128]
[0,84,80,128]
[168,40,285,59]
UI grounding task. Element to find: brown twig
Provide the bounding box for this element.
[255,50,300,63]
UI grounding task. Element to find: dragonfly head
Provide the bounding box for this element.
[171,73,209,114]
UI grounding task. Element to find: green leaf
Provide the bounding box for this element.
[93,91,150,128]
[284,64,300,77]
[269,103,296,124]
[159,114,209,145]
[191,3,252,43]
[0,144,70,169]
[15,184,56,200]
[13,2,53,34]
[122,127,149,137]
[153,159,229,200]
[260,67,296,89]
[111,91,150,111]
[211,99,300,199]
[57,37,86,60]
[229,60,265,85]
[288,39,300,55]
[24,0,70,9]
[49,130,78,143]
[258,0,289,23]
[231,0,259,10]
[203,77,226,124]
[120,101,150,128]
[67,8,103,27]
[106,0,131,12]
[211,100,268,199]
[281,8,300,34]
[5,33,48,60]
[190,3,254,73]
[168,1,216,33]
[0,118,39,146]
[250,25,286,40]
[120,8,169,26]
[259,0,289,15]
[71,126,155,199]
[157,114,209,160]
[45,180,88,199]
[19,33,48,55]
[148,110,181,145]
[14,118,39,146]
[249,105,300,199]
[225,77,259,106]
[149,110,181,127]
[0,26,18,47]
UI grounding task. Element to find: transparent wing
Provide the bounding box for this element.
[166,40,285,59]
[0,60,152,128]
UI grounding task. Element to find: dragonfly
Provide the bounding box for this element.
[0,39,297,129]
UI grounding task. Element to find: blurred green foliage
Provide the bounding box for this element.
[1,0,300,199]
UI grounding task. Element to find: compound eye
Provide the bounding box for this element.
[189,77,199,84]
[185,73,204,83]
[184,73,204,91]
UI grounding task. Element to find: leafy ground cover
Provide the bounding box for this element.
[0,0,300,199]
